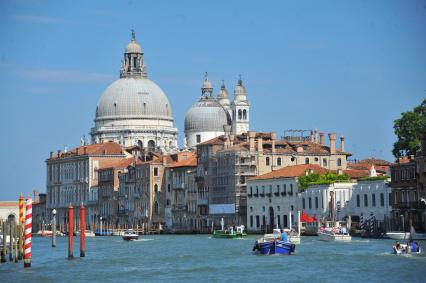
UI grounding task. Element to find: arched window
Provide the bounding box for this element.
[266,157,270,166]
[364,194,368,207]
[277,157,282,166]
[154,201,159,214]
[380,193,385,206]
[147,140,156,152]
[305,158,310,164]
[323,158,327,167]
[154,184,158,193]
[238,109,242,120]
[243,109,247,120]
[337,158,342,167]
[356,195,360,207]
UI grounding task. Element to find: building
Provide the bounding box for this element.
[97,157,136,229]
[196,130,351,229]
[184,73,250,149]
[247,164,327,233]
[90,31,178,151]
[0,202,19,224]
[166,152,198,232]
[416,133,426,232]
[46,142,126,227]
[32,192,48,233]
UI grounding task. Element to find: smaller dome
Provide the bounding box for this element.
[234,78,247,96]
[217,80,229,99]
[185,96,231,133]
[126,41,142,53]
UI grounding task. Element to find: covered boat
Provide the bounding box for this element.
[318,226,351,241]
[213,225,247,239]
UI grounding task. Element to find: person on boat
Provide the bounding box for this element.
[395,241,401,251]
[281,230,288,242]
[410,241,418,253]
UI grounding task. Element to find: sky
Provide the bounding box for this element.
[0,0,425,200]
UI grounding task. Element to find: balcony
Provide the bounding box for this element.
[172,204,187,211]
[195,176,204,182]
[260,193,265,197]
[248,193,253,198]
[253,193,259,197]
[266,193,272,198]
[288,192,294,196]
[274,192,280,197]
[281,191,287,196]
[197,198,208,206]
[392,201,425,210]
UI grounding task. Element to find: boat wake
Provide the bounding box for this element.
[133,238,154,242]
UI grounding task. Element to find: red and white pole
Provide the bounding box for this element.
[68,205,74,259]
[24,197,32,268]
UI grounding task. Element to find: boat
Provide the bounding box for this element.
[95,229,113,236]
[76,230,96,237]
[213,225,247,239]
[318,226,351,241]
[392,242,421,255]
[122,229,139,241]
[252,229,296,255]
[387,227,426,240]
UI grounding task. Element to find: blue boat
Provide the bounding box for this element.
[254,240,295,255]
[94,229,113,236]
[253,229,296,255]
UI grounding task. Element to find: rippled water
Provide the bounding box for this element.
[1,235,425,282]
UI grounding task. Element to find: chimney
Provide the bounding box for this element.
[329,133,336,154]
[271,132,276,153]
[257,137,263,153]
[57,149,62,158]
[340,135,345,152]
[33,190,39,204]
[319,133,325,145]
[49,151,53,158]
[249,131,256,152]
[314,128,318,143]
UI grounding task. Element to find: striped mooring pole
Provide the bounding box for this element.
[68,205,74,259]
[19,193,24,260]
[24,197,32,268]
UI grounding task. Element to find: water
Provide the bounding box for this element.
[1,235,425,282]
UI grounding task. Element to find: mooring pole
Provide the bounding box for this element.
[24,197,33,268]
[19,193,24,260]
[68,205,74,259]
[80,204,85,257]
[52,209,57,248]
[1,222,6,263]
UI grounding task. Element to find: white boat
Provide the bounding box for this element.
[386,232,410,240]
[122,229,138,241]
[318,227,351,241]
[392,243,422,255]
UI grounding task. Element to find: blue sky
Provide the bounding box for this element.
[0,0,425,200]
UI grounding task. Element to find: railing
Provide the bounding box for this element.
[260,193,265,197]
[253,193,259,197]
[248,193,253,198]
[281,191,287,196]
[266,193,272,197]
[288,192,294,196]
[172,204,187,211]
[274,192,280,197]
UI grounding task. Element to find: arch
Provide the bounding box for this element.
[147,140,156,152]
[238,109,242,120]
[269,207,274,228]
[137,140,144,148]
[243,109,247,120]
[305,157,310,164]
[169,141,173,149]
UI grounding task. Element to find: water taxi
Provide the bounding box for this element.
[252,229,296,255]
[122,229,139,241]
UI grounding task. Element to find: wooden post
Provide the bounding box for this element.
[19,193,24,260]
[80,204,85,257]
[9,221,13,262]
[52,209,57,248]
[14,222,18,263]
[1,222,6,263]
[68,205,74,259]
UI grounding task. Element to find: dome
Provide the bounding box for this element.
[125,41,142,53]
[95,78,173,120]
[185,97,231,132]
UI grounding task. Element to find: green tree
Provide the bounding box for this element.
[392,99,426,158]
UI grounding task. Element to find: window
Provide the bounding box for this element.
[364,194,368,207]
[243,109,247,120]
[166,199,170,206]
[389,193,392,206]
[266,157,270,166]
[277,215,281,227]
[262,206,265,212]
[380,193,385,206]
[154,184,158,193]
[250,186,253,194]
[238,109,242,120]
[277,157,282,166]
[323,158,327,167]
[250,216,253,227]
[154,201,159,214]
[196,134,201,143]
[302,198,306,209]
[309,197,312,209]
[372,193,376,207]
[262,215,266,226]
[337,158,342,167]
[290,184,293,193]
[154,167,159,177]
[315,197,318,209]
[305,158,310,164]
[277,206,280,211]
[256,215,260,227]
[356,195,360,207]
[250,206,253,212]
[167,184,171,192]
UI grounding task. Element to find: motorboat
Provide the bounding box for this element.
[285,228,301,245]
[76,230,96,237]
[318,226,351,241]
[122,229,139,241]
[212,225,247,239]
[392,242,421,255]
[387,227,426,241]
[252,229,296,255]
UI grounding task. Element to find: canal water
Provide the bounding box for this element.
[1,235,425,282]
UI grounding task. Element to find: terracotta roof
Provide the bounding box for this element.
[169,155,197,168]
[50,142,123,159]
[98,157,136,170]
[343,169,370,179]
[0,201,19,207]
[249,164,329,181]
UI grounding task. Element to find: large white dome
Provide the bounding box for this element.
[95,77,173,121]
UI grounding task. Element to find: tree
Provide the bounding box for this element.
[392,99,426,158]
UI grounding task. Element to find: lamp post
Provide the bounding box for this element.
[100,217,103,235]
[52,209,56,247]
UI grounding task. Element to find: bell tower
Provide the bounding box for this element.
[231,75,250,135]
